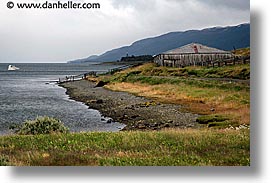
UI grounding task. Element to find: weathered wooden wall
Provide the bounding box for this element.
[154,53,243,67]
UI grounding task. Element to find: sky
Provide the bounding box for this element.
[0,0,250,63]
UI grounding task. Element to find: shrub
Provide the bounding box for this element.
[196,115,240,128]
[17,116,69,135]
[196,114,229,124]
[0,155,10,166]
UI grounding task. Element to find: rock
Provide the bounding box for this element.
[138,124,146,129]
[87,99,103,104]
[88,99,97,103]
[106,118,114,123]
[125,106,135,110]
[96,99,103,104]
[208,123,217,128]
[119,116,125,121]
[95,81,108,87]
[131,115,140,119]
[144,122,150,126]
[168,120,173,123]
[163,123,170,127]
[210,108,215,112]
[151,123,158,127]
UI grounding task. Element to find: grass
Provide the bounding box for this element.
[232,47,250,57]
[0,51,250,166]
[0,129,250,166]
[196,114,230,124]
[91,49,250,126]
[106,82,249,125]
[195,114,238,128]
[102,64,250,125]
[108,62,250,80]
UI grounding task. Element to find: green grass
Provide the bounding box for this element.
[196,114,229,124]
[123,75,249,92]
[196,114,238,128]
[179,65,250,79]
[103,63,250,93]
[0,129,250,166]
[106,73,249,107]
[0,55,251,166]
[101,61,250,124]
[232,47,250,57]
[120,62,250,80]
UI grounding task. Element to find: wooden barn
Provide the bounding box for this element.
[154,43,235,67]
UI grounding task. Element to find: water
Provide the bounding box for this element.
[0,63,125,135]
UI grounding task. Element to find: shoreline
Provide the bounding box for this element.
[59,79,199,131]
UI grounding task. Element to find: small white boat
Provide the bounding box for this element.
[8,65,20,71]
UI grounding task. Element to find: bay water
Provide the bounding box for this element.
[0,63,125,135]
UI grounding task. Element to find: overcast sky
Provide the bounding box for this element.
[0,0,250,63]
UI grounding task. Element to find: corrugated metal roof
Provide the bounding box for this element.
[164,43,230,54]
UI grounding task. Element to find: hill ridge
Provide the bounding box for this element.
[68,23,250,63]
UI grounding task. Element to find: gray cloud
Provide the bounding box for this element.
[0,0,250,62]
[197,0,250,11]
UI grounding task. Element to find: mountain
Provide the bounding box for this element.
[68,55,99,63]
[69,23,250,63]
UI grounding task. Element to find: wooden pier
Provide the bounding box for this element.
[107,64,138,74]
[57,64,138,84]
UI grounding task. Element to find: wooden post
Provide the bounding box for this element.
[243,57,246,64]
[233,56,236,65]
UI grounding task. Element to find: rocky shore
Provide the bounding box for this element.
[60,80,199,131]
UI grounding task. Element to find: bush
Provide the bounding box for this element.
[16,116,69,135]
[0,155,10,166]
[196,114,229,124]
[196,115,239,128]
